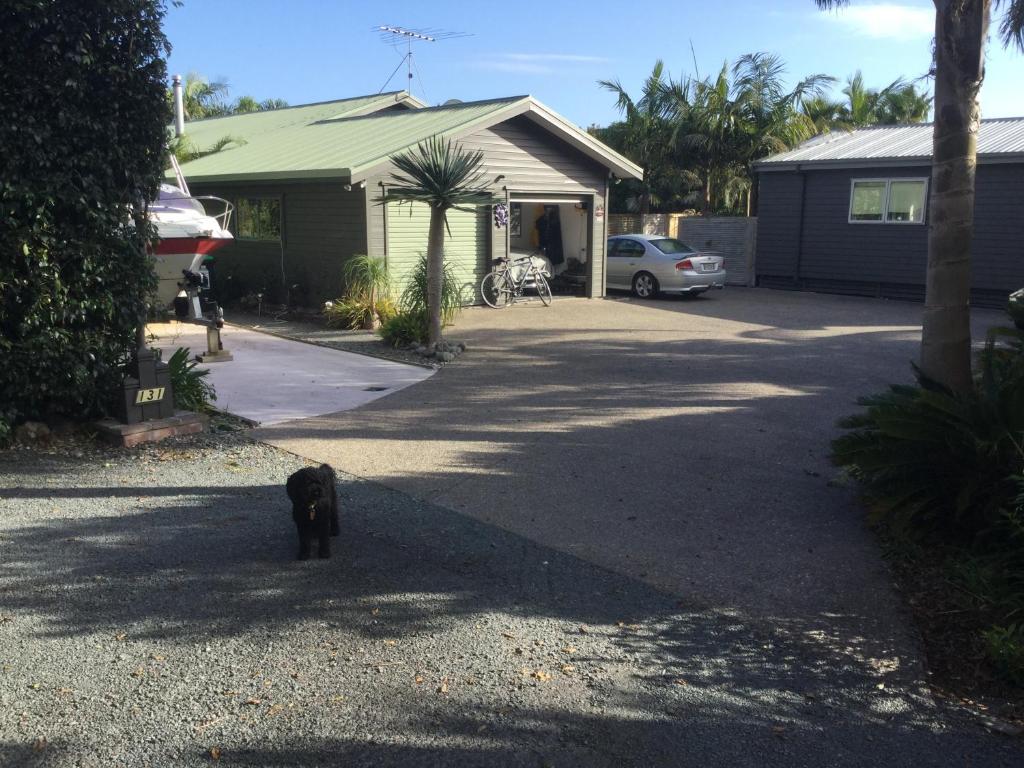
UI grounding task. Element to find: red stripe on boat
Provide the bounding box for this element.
[153,237,231,256]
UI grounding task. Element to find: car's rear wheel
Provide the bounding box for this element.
[632,272,659,299]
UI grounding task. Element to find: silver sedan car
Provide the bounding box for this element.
[606,234,726,298]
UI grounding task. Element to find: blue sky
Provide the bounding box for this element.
[165,1,1021,126]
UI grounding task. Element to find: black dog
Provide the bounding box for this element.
[285,464,340,560]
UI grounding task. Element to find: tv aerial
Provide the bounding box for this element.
[376,25,471,100]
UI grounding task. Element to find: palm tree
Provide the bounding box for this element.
[802,95,850,132]
[677,63,743,214]
[380,137,497,346]
[841,71,882,126]
[231,95,289,114]
[875,83,932,124]
[169,133,246,164]
[677,54,830,214]
[598,61,675,214]
[179,72,230,119]
[731,53,833,213]
[816,1,1023,393]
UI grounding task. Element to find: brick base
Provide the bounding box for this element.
[94,411,208,447]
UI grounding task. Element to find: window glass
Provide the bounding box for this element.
[850,181,886,221]
[607,239,621,257]
[617,240,646,258]
[886,180,926,223]
[650,238,695,255]
[236,198,282,240]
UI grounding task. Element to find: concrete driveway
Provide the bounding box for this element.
[148,321,432,425]
[248,289,1019,762]
[255,289,1002,619]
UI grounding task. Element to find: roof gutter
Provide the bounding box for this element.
[163,168,352,185]
[754,152,1024,172]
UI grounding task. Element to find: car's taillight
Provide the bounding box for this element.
[675,259,693,270]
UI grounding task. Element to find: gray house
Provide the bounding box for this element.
[170,91,641,306]
[754,118,1024,307]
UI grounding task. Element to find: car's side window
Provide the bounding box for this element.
[617,239,645,258]
[607,239,621,257]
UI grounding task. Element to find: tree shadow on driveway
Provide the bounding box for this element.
[1,464,1017,767]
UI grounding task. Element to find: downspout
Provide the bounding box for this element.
[793,167,807,287]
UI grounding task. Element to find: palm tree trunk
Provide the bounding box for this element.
[426,206,447,347]
[920,0,989,394]
[703,173,712,215]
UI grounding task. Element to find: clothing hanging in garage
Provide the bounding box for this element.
[536,205,564,265]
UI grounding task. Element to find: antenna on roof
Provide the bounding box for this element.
[375,25,471,100]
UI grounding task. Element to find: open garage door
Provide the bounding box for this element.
[508,195,594,295]
[386,201,489,304]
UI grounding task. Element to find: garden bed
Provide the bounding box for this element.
[884,538,1024,730]
[227,309,435,368]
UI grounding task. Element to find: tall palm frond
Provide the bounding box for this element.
[181,72,230,119]
[598,61,675,213]
[168,134,246,163]
[384,136,495,213]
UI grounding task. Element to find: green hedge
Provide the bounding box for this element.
[0,1,171,429]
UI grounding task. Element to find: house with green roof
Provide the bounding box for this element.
[169,90,642,306]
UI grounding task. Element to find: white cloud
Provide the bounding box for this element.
[823,3,934,40]
[475,52,609,75]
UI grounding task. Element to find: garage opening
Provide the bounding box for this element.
[508,196,592,295]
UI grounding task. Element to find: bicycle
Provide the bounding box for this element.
[480,253,552,309]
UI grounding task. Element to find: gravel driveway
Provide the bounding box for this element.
[1,433,1019,767]
[1,289,1020,765]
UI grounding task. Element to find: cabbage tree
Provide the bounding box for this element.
[380,137,497,346]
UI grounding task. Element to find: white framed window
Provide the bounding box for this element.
[848,178,928,224]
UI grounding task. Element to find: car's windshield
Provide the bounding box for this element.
[649,238,695,255]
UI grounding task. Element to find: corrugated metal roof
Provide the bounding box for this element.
[170,93,644,183]
[758,117,1024,167]
[174,97,527,182]
[174,92,416,151]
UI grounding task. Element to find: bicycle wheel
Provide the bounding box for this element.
[481,271,513,308]
[535,274,552,306]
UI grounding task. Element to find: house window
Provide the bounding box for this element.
[236,198,282,240]
[849,179,927,224]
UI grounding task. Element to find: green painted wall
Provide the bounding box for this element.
[385,201,490,305]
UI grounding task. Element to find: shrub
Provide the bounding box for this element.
[380,311,428,348]
[832,320,1024,541]
[833,303,1024,683]
[401,254,464,326]
[0,2,171,424]
[324,295,397,330]
[984,624,1024,687]
[167,348,216,412]
[324,255,393,330]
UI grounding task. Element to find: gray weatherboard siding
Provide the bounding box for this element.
[191,116,613,307]
[366,116,610,299]
[756,163,1024,306]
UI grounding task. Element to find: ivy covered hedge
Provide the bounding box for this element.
[0,1,171,433]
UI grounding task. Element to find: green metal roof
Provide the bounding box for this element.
[170,92,644,184]
[173,97,528,183]
[172,91,417,153]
